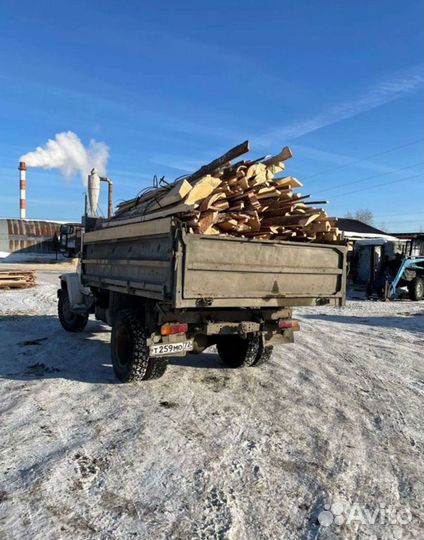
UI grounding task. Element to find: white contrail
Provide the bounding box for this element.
[20,131,109,183]
[255,64,424,146]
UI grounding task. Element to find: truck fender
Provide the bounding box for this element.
[59,272,88,308]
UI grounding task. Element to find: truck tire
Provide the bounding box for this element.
[216,335,260,368]
[408,276,424,301]
[58,289,88,332]
[111,309,168,382]
[252,342,274,366]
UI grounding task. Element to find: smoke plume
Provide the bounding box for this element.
[20,131,109,183]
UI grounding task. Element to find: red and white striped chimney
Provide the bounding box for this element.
[18,161,27,219]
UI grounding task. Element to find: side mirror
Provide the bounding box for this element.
[59,231,68,252]
[60,225,74,235]
[58,225,80,258]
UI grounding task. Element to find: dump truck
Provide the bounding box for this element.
[58,214,347,382]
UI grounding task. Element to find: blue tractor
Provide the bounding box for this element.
[366,234,424,301]
[388,255,424,301]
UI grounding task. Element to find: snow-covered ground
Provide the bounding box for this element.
[0,265,423,540]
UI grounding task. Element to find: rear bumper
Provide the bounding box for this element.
[148,318,298,354]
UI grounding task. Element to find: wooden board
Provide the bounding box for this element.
[186,140,250,183]
[262,146,293,166]
[110,141,342,245]
[146,179,192,212]
[274,176,303,189]
[184,176,222,205]
[85,218,172,243]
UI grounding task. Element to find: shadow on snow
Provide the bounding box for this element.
[0,314,226,385]
[303,312,423,333]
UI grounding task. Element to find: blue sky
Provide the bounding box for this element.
[0,0,423,231]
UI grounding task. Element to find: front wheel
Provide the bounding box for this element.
[58,289,88,332]
[111,309,168,382]
[408,276,424,301]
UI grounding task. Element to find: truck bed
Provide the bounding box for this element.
[82,217,346,308]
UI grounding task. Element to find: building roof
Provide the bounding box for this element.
[336,218,388,235]
[390,232,423,240]
[336,218,399,242]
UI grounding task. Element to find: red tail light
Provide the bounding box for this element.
[278,319,300,330]
[160,323,188,336]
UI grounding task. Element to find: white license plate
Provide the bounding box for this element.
[150,340,193,357]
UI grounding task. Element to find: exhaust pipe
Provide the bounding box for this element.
[101,177,113,219]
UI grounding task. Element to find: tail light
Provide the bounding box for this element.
[278,319,300,331]
[160,323,188,336]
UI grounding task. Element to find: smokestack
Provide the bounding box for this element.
[18,161,27,219]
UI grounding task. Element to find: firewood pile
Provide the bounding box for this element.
[114,141,342,243]
[0,270,36,290]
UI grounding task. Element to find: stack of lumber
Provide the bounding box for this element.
[113,141,342,243]
[0,270,36,290]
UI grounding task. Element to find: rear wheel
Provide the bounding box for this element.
[216,335,260,368]
[252,342,274,366]
[111,309,168,382]
[408,276,424,301]
[58,289,88,332]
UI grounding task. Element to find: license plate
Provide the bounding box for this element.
[149,340,193,357]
